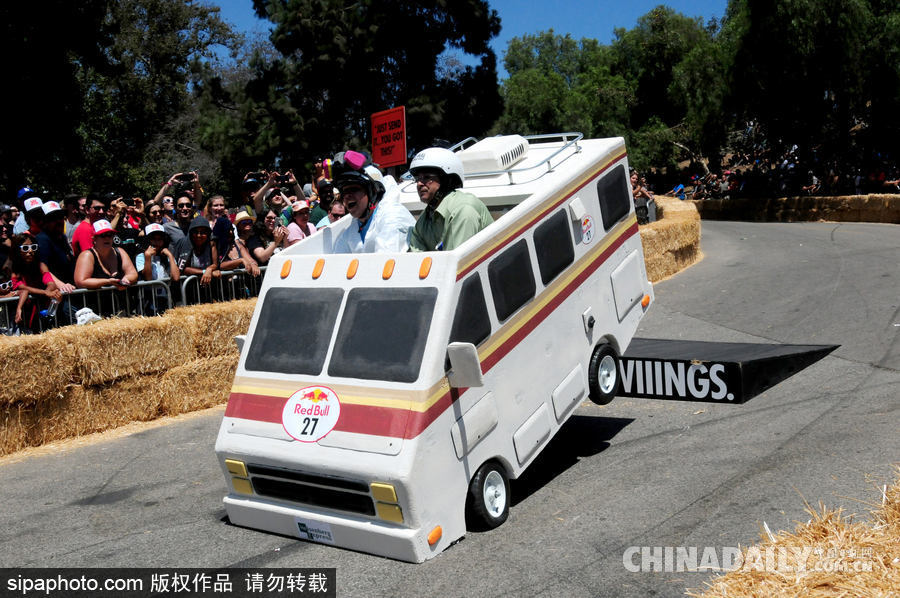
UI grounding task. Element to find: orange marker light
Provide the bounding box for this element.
[382,259,395,280]
[419,257,432,279]
[280,260,292,279]
[427,526,442,546]
[347,259,359,279]
[312,258,325,279]
[641,294,651,308]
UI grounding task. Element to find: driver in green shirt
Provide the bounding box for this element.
[407,148,492,252]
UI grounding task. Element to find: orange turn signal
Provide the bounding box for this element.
[382,259,395,280]
[346,259,359,279]
[280,260,292,279]
[312,258,325,279]
[641,294,651,308]
[419,257,432,280]
[427,526,442,546]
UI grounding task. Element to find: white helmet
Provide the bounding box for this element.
[409,147,464,184]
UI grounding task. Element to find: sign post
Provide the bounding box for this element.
[370,106,406,168]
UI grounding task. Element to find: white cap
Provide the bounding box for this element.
[144,223,165,235]
[41,201,62,216]
[23,197,43,212]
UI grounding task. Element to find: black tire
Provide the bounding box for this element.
[465,461,510,531]
[588,343,620,405]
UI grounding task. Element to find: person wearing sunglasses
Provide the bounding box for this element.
[408,147,492,252]
[10,231,61,332]
[71,193,110,256]
[163,193,198,253]
[73,219,138,290]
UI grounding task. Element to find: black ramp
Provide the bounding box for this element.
[619,338,839,404]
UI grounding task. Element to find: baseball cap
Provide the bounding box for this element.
[17,186,38,201]
[41,201,63,217]
[144,223,165,236]
[23,197,44,212]
[291,200,310,212]
[93,220,114,235]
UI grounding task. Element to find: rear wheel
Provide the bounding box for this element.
[465,461,510,530]
[588,343,620,405]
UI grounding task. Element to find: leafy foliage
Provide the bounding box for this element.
[196,0,503,182]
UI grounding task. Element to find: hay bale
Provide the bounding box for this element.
[641,196,702,282]
[71,315,196,386]
[168,299,256,359]
[689,472,900,598]
[157,354,238,415]
[0,327,78,406]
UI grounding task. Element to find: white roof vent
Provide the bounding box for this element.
[459,135,529,175]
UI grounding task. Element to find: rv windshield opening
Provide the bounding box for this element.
[245,287,344,375]
[328,287,438,383]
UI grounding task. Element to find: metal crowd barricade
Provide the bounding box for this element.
[179,266,266,306]
[0,266,268,335]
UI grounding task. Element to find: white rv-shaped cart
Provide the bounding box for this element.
[215,133,654,562]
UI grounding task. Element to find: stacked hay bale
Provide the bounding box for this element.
[0,299,255,456]
[640,195,702,282]
[694,193,900,223]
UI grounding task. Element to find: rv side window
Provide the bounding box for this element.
[245,287,344,375]
[449,273,491,347]
[533,210,575,285]
[597,164,631,231]
[488,239,536,321]
[329,287,438,383]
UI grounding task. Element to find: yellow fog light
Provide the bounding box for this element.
[225,459,248,477]
[231,477,253,495]
[375,502,403,523]
[370,482,398,503]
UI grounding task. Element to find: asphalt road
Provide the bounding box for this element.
[1,220,897,597]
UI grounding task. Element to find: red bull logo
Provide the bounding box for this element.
[281,385,341,443]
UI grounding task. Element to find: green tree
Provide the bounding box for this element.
[1,1,238,199]
[198,0,503,177]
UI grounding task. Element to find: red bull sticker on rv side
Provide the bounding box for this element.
[581,215,595,244]
[282,386,342,442]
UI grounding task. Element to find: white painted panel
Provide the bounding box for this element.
[551,364,586,422]
[611,250,643,321]
[451,392,498,459]
[513,403,552,465]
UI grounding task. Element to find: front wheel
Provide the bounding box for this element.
[465,461,510,531]
[588,343,620,405]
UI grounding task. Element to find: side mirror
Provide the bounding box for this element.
[447,342,484,388]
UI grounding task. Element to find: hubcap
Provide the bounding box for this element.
[483,470,506,518]
[598,354,617,394]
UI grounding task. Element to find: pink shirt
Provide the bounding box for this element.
[287,221,316,244]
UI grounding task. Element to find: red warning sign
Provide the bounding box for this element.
[371,106,407,168]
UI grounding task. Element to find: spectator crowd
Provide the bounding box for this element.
[1,146,493,334]
[647,125,900,201]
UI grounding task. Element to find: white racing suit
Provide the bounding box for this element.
[332,176,415,253]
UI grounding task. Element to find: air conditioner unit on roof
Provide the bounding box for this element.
[458,135,529,175]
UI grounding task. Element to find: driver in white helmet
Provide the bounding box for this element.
[331,150,415,254]
[407,147,492,252]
